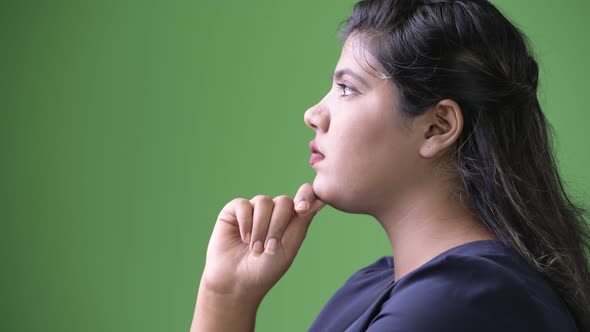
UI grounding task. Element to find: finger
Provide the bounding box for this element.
[263,195,294,255]
[293,183,326,215]
[234,198,253,244]
[249,195,274,256]
[213,198,252,243]
[281,184,326,254]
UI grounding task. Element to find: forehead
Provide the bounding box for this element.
[337,33,387,79]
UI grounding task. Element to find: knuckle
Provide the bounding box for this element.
[251,194,272,203]
[232,197,246,205]
[235,197,251,208]
[230,199,251,216]
[252,194,270,200]
[231,197,248,206]
[273,195,294,207]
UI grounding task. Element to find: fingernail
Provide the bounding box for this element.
[296,200,309,211]
[265,238,278,255]
[252,240,263,256]
[245,232,251,244]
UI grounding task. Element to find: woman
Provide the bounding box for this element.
[190,0,590,331]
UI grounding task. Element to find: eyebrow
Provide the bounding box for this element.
[331,68,370,88]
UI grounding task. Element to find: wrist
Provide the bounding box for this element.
[199,269,267,305]
[190,280,263,332]
[199,278,264,307]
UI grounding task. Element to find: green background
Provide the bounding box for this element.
[2,1,589,331]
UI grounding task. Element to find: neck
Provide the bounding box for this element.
[373,179,498,282]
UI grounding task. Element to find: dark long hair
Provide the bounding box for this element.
[338,0,590,330]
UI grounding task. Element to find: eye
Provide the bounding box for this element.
[336,83,356,97]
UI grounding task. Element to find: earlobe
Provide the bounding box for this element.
[418,99,463,159]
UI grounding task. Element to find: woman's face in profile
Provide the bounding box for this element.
[304,33,424,214]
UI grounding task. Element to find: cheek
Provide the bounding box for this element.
[313,122,391,198]
[312,104,412,208]
[352,123,413,179]
[339,119,392,169]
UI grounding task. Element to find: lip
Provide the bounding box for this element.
[309,140,325,166]
[310,152,325,166]
[309,140,324,155]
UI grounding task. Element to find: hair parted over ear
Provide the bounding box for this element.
[338,0,590,330]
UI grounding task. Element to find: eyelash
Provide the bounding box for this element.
[336,83,356,97]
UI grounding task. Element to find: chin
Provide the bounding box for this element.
[312,176,368,214]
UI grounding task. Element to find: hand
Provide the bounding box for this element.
[199,183,326,303]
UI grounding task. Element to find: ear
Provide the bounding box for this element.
[419,99,463,159]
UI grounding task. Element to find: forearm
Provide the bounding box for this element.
[190,279,261,332]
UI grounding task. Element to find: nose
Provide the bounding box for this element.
[304,103,328,132]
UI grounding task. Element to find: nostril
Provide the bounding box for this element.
[304,112,316,129]
[304,105,327,132]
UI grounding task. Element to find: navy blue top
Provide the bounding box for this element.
[309,240,577,332]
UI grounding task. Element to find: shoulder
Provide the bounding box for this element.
[347,255,394,282]
[335,255,394,294]
[366,243,577,332]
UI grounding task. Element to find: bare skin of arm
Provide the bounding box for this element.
[190,280,260,332]
[189,183,325,331]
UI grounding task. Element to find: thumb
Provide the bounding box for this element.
[293,183,326,215]
[282,183,326,252]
